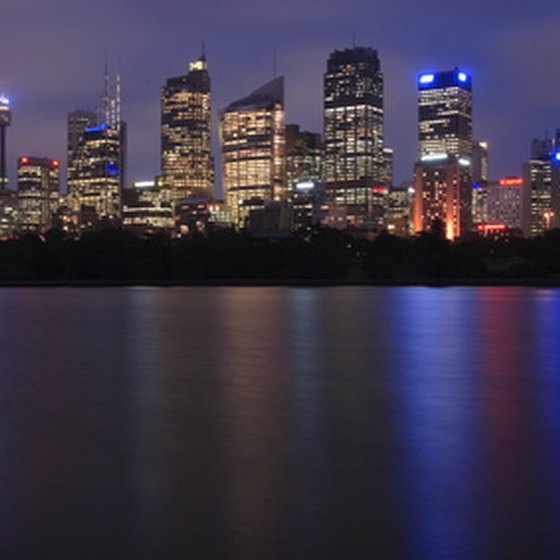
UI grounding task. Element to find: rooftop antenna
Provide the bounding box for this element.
[201,40,206,60]
[116,71,121,125]
[352,31,357,47]
[273,47,277,79]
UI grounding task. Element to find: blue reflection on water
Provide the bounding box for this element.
[387,288,485,560]
[535,291,560,542]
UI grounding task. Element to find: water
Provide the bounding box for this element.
[0,287,559,559]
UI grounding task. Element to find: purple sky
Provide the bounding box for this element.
[1,0,560,192]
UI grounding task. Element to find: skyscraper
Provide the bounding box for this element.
[522,135,560,236]
[285,124,322,189]
[413,154,472,239]
[67,123,123,227]
[418,68,473,159]
[16,156,60,233]
[220,77,286,227]
[414,68,474,238]
[67,110,97,165]
[486,178,524,231]
[161,55,214,204]
[323,47,385,226]
[472,141,489,225]
[67,69,126,229]
[0,95,12,188]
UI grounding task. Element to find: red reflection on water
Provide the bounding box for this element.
[478,288,538,555]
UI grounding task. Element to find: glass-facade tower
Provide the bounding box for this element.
[418,68,473,159]
[161,56,214,204]
[220,77,286,227]
[323,47,385,226]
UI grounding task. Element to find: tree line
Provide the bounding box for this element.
[1,226,560,283]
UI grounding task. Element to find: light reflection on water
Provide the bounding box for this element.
[0,287,559,559]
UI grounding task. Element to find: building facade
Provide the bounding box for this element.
[285,124,322,189]
[413,155,473,239]
[16,156,60,233]
[122,180,174,236]
[323,47,385,226]
[418,68,473,159]
[220,77,286,228]
[67,123,124,228]
[161,56,214,204]
[522,157,559,236]
[0,96,12,188]
[486,177,524,231]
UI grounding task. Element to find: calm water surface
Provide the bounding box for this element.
[0,287,559,559]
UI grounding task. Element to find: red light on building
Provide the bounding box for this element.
[52,160,60,167]
[477,223,507,234]
[372,186,387,194]
[20,157,29,164]
[499,178,523,186]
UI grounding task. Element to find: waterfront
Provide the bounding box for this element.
[0,287,559,559]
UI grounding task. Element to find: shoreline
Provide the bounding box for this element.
[0,278,559,288]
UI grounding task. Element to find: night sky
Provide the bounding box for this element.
[2,0,559,192]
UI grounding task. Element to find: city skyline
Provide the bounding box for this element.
[1,0,559,191]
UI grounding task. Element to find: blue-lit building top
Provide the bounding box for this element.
[418,68,472,92]
[418,67,473,159]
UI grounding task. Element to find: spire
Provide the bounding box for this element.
[98,54,121,129]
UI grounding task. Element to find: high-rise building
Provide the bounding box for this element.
[285,124,322,189]
[220,77,286,228]
[383,147,394,188]
[323,47,385,226]
[472,140,489,183]
[418,68,473,159]
[289,180,327,231]
[413,154,473,239]
[67,110,97,163]
[122,180,173,236]
[471,141,489,225]
[161,55,214,204]
[523,151,560,236]
[0,95,12,188]
[486,177,524,231]
[67,70,127,229]
[16,156,60,233]
[0,189,18,238]
[68,123,124,228]
[386,187,412,237]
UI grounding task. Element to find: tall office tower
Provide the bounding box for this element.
[122,180,173,236]
[472,140,489,183]
[386,187,412,237]
[0,95,12,188]
[68,123,123,228]
[220,77,286,227]
[418,68,473,159]
[486,178,524,230]
[285,124,322,189]
[522,145,560,236]
[68,110,97,164]
[16,156,60,233]
[383,147,394,188]
[471,141,489,224]
[413,154,472,239]
[323,47,385,226]
[67,69,126,229]
[161,55,214,205]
